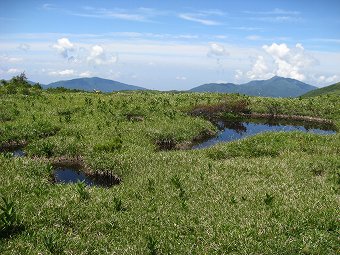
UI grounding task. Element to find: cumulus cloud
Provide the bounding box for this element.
[208,43,229,57]
[49,69,75,76]
[52,38,75,60]
[207,43,229,72]
[87,45,118,65]
[239,43,318,81]
[246,55,273,80]
[262,43,317,80]
[263,43,290,58]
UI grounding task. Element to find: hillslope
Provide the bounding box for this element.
[302,82,340,97]
[45,77,147,92]
[190,76,317,97]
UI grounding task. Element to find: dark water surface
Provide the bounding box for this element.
[0,146,26,157]
[53,166,120,187]
[12,149,26,157]
[193,119,336,149]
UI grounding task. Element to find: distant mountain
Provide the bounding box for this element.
[189,76,317,97]
[45,77,147,92]
[301,82,340,97]
[28,80,45,86]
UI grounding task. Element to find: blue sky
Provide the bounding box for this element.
[1,0,340,90]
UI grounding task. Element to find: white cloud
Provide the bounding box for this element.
[179,10,224,26]
[42,3,57,10]
[87,45,118,65]
[263,43,290,58]
[214,35,228,39]
[244,8,300,15]
[179,13,220,26]
[0,55,23,63]
[262,43,316,80]
[317,74,338,84]
[246,55,273,80]
[49,69,75,76]
[52,38,75,59]
[234,69,244,80]
[244,8,302,23]
[7,68,20,74]
[238,43,320,82]
[79,71,92,77]
[208,43,229,57]
[68,7,162,22]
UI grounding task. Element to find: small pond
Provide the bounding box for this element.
[53,165,120,188]
[192,118,337,149]
[0,146,26,157]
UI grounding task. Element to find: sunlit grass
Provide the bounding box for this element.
[0,91,339,254]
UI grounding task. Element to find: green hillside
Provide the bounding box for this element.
[302,82,340,97]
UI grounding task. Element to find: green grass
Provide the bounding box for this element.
[0,91,339,254]
[302,82,340,97]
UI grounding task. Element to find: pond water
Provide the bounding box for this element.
[53,166,120,188]
[0,146,26,157]
[192,119,336,149]
[12,149,26,157]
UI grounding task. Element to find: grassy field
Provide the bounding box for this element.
[0,90,339,254]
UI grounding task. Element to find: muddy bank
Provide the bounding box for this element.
[41,156,121,186]
[0,140,28,151]
[156,129,216,151]
[239,113,336,126]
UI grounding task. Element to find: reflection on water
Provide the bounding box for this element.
[193,118,336,149]
[53,166,120,188]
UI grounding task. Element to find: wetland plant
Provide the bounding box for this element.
[146,235,158,255]
[0,196,18,234]
[147,178,155,193]
[264,193,274,206]
[75,181,90,200]
[43,233,63,254]
[113,197,126,212]
[171,175,188,209]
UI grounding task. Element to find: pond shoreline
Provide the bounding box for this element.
[240,113,335,125]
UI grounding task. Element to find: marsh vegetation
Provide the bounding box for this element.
[0,79,339,254]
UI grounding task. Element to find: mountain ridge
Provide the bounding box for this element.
[44,77,147,92]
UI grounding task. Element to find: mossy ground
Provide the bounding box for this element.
[0,91,339,254]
